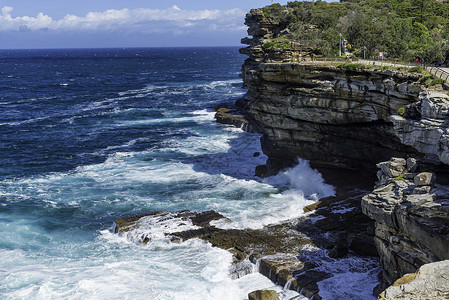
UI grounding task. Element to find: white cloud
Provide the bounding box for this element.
[0,6,246,34]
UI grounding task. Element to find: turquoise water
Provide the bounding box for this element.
[0,47,377,299]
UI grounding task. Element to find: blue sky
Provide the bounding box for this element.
[0,0,291,49]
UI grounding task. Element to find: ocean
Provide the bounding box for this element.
[0,47,378,299]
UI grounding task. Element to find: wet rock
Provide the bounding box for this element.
[248,290,279,300]
[255,164,269,177]
[348,232,379,257]
[113,211,168,233]
[328,244,348,258]
[114,210,313,296]
[229,258,254,279]
[301,188,377,257]
[257,254,304,286]
[190,210,226,227]
[214,107,255,132]
[294,270,330,299]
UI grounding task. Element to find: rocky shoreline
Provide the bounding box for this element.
[113,184,379,299]
[233,8,449,299]
[113,8,449,300]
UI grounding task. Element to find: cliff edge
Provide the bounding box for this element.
[239,9,449,176]
[239,8,449,298]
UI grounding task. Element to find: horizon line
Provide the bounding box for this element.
[0,45,244,51]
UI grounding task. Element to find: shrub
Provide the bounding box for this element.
[262,41,291,50]
[397,107,405,116]
[431,78,445,86]
[419,73,445,87]
[262,37,292,51]
[408,66,424,73]
[337,63,367,71]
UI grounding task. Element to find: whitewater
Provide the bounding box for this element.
[0,47,378,299]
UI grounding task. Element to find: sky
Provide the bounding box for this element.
[0,0,292,49]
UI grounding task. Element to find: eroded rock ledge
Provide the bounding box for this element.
[113,191,378,300]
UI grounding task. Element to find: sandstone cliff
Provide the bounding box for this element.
[380,260,449,299]
[239,8,449,298]
[239,9,449,175]
[361,158,449,293]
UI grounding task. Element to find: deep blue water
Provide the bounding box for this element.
[0,48,244,178]
[0,47,377,299]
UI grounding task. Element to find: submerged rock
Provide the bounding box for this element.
[114,197,379,299]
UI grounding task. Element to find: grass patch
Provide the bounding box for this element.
[337,63,367,71]
[394,174,405,181]
[262,41,291,50]
[419,73,445,87]
[408,66,424,73]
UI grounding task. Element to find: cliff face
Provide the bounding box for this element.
[239,8,449,297]
[361,158,449,291]
[239,9,449,173]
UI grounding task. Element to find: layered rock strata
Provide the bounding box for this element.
[239,9,449,174]
[214,107,256,132]
[361,158,449,292]
[391,91,449,167]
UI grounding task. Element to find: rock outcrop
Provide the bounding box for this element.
[214,107,256,132]
[114,210,311,294]
[239,9,449,175]
[379,260,449,299]
[114,198,379,299]
[361,158,449,293]
[391,91,449,167]
[248,290,279,300]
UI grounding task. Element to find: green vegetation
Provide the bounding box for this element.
[259,0,449,62]
[263,37,292,50]
[398,107,405,116]
[419,73,445,87]
[394,174,405,181]
[408,66,425,73]
[337,62,368,71]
